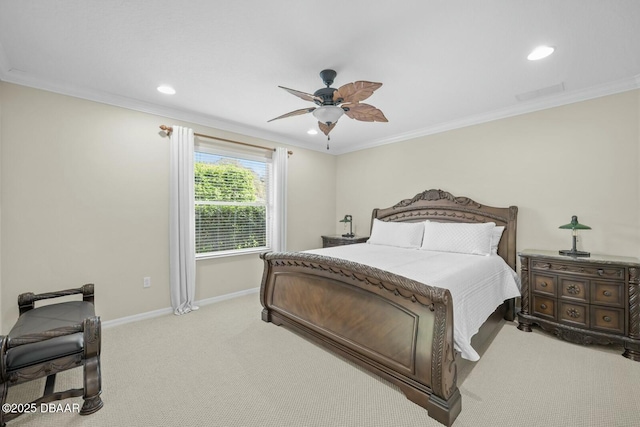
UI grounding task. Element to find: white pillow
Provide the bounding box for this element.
[367,219,425,249]
[420,221,495,256]
[491,226,505,255]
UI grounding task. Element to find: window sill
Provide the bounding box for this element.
[196,247,271,261]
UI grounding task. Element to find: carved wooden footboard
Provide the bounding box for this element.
[259,189,517,426]
[260,252,461,426]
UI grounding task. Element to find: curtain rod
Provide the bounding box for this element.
[159,125,292,156]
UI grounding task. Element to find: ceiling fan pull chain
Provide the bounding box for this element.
[326,134,330,150]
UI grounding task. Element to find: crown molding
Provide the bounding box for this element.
[2,63,638,157]
[0,67,318,152]
[331,74,640,155]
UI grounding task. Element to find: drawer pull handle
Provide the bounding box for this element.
[597,269,604,276]
[566,284,580,295]
[541,282,548,288]
[603,316,612,322]
[566,308,580,318]
[540,303,547,310]
[603,290,612,297]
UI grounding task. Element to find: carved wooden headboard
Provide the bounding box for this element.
[371,189,518,270]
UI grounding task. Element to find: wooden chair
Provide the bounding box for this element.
[0,284,103,426]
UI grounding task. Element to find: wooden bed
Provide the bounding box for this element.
[259,189,518,426]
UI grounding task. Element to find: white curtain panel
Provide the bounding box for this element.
[169,126,199,315]
[272,147,288,252]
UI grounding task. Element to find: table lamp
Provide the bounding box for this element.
[559,215,591,257]
[339,214,354,238]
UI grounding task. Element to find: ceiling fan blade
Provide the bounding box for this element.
[318,121,336,136]
[279,86,323,103]
[342,103,388,122]
[333,81,382,104]
[268,107,316,122]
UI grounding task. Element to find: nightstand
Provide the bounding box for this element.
[321,235,369,248]
[517,249,640,361]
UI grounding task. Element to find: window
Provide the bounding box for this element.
[194,145,272,257]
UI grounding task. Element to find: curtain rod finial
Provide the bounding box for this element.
[159,125,173,135]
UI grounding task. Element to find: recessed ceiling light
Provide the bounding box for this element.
[157,85,176,95]
[527,45,555,61]
[307,129,318,135]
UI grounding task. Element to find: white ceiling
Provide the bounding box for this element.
[1,1,639,155]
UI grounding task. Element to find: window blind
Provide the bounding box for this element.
[194,149,272,256]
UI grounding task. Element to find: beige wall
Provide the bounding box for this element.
[0,82,336,331]
[2,82,638,332]
[336,90,640,260]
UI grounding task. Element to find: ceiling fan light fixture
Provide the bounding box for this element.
[268,69,386,148]
[312,105,344,124]
[527,45,555,61]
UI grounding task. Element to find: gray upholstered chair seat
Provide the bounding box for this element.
[1,285,103,426]
[6,301,95,370]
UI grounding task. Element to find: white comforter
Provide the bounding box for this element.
[305,244,521,361]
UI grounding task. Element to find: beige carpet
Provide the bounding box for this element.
[5,293,640,427]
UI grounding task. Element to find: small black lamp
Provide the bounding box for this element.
[559,215,591,257]
[339,214,354,238]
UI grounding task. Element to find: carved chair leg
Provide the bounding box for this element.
[80,355,103,415]
[0,335,7,427]
[80,316,103,415]
[43,374,57,396]
[0,381,8,427]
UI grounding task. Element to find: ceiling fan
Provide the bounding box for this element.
[268,69,387,149]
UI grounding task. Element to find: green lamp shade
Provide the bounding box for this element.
[559,215,591,230]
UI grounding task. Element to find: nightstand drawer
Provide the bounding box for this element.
[559,302,588,328]
[321,235,368,248]
[531,260,624,280]
[532,295,555,320]
[559,277,589,303]
[590,306,624,334]
[532,274,557,296]
[591,281,624,307]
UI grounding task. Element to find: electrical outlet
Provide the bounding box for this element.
[143,277,151,288]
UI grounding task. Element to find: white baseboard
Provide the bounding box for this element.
[102,287,260,329]
[194,286,260,307]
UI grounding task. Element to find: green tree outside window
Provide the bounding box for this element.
[195,159,267,254]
